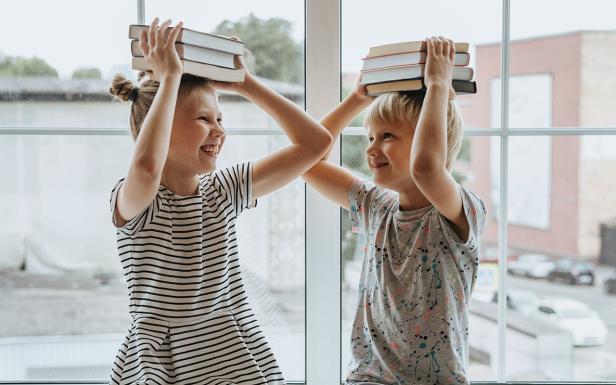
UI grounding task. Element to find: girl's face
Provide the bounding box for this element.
[168,88,225,174]
[365,121,414,192]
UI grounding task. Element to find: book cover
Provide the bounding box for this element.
[129,24,245,55]
[131,40,236,69]
[131,57,245,82]
[367,41,470,58]
[360,64,474,84]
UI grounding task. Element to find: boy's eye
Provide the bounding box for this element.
[383,133,393,139]
[199,117,208,122]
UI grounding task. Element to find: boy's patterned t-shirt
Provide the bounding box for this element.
[346,178,487,385]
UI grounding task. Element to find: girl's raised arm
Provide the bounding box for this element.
[213,53,333,199]
[114,18,183,226]
[301,81,374,209]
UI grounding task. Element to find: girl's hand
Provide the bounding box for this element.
[424,36,454,91]
[210,36,254,95]
[139,17,184,81]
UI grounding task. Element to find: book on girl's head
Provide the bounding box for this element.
[362,51,470,71]
[129,24,245,55]
[367,41,470,58]
[360,64,474,84]
[130,40,236,69]
[132,57,245,82]
[366,79,477,96]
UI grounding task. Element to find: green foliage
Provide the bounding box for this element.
[213,13,303,83]
[71,67,102,80]
[0,55,58,77]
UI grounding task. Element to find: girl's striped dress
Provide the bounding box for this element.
[108,162,285,385]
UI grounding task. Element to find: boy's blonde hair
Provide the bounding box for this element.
[364,92,464,172]
[108,72,215,140]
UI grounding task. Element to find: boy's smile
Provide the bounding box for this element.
[366,122,413,191]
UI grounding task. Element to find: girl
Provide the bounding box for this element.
[303,37,487,384]
[108,18,332,385]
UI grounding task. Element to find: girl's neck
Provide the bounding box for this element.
[160,167,200,196]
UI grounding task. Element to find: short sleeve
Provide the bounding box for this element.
[211,162,256,217]
[437,184,488,251]
[348,178,381,234]
[109,178,162,236]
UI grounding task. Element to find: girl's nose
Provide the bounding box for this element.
[211,124,225,137]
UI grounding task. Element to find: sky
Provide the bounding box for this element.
[1,0,615,79]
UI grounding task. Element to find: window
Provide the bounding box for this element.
[1,0,306,381]
[341,0,616,382]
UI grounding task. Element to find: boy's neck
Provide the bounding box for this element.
[395,181,432,211]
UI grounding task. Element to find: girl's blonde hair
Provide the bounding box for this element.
[108,72,215,140]
[364,92,464,172]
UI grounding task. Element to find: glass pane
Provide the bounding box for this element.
[0,134,305,381]
[509,0,616,128]
[342,0,502,130]
[340,133,499,381]
[504,135,616,380]
[0,0,136,128]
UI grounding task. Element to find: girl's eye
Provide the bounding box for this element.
[199,117,208,122]
[383,133,393,139]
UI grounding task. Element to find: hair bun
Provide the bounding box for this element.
[109,74,137,103]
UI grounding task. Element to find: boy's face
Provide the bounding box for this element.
[365,121,414,191]
[168,88,226,174]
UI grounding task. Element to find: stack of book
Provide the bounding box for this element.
[359,41,477,96]
[128,24,246,82]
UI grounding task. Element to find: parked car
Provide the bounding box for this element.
[491,289,540,316]
[533,297,607,346]
[508,253,555,278]
[604,272,616,295]
[547,259,594,285]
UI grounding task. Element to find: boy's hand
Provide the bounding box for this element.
[424,36,455,92]
[139,18,184,81]
[210,36,255,95]
[350,74,375,107]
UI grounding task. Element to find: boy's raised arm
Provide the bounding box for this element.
[411,36,469,243]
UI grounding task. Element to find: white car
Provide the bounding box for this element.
[508,253,555,278]
[490,289,540,316]
[533,297,607,346]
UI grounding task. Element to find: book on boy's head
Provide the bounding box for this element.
[128,24,245,56]
[360,64,474,84]
[367,41,470,58]
[132,57,245,82]
[130,40,236,69]
[362,51,470,71]
[365,79,477,96]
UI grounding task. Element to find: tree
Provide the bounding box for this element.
[213,13,303,84]
[71,67,102,80]
[0,55,58,77]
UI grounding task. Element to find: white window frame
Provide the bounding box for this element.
[2,0,616,384]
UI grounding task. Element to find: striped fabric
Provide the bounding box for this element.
[108,162,285,385]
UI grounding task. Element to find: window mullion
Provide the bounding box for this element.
[497,0,511,382]
[305,0,341,384]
